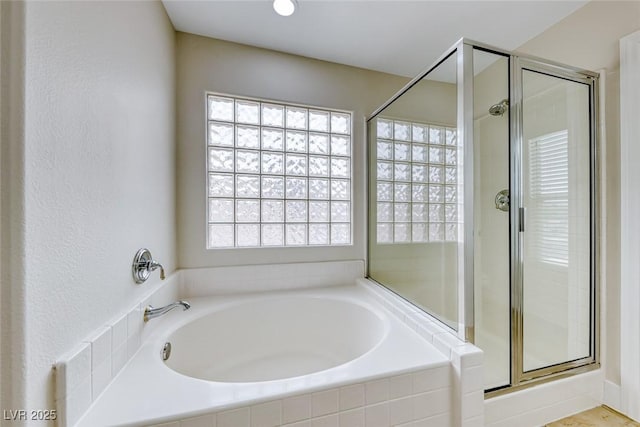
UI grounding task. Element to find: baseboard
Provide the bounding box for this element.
[603,380,622,413]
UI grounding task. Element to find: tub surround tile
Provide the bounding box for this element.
[433,332,467,357]
[217,407,250,427]
[180,260,365,297]
[365,401,390,427]
[283,394,312,424]
[91,357,112,400]
[101,367,452,427]
[126,304,143,358]
[59,375,92,427]
[111,314,128,351]
[282,421,312,427]
[338,383,365,410]
[389,373,413,399]
[397,412,452,427]
[111,342,128,377]
[365,378,390,405]
[310,414,338,427]
[55,272,181,427]
[360,278,485,427]
[90,327,112,369]
[338,408,365,426]
[389,395,415,425]
[311,389,339,417]
[179,414,217,427]
[413,366,449,393]
[461,390,484,420]
[250,400,281,427]
[413,389,450,420]
[462,366,484,394]
[55,341,91,400]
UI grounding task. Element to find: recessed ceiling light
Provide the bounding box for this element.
[273,0,297,17]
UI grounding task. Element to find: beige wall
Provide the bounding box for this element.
[9,1,177,418]
[517,0,640,386]
[176,33,409,268]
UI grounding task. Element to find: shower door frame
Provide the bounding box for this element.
[504,55,600,393]
[461,40,600,394]
[366,38,600,395]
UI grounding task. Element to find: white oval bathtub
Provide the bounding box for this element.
[77,283,451,427]
[165,297,387,382]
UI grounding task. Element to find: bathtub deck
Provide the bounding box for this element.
[76,283,451,427]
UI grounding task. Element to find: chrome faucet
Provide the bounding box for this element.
[144,301,191,322]
[132,248,165,284]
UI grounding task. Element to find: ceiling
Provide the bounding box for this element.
[162,0,588,78]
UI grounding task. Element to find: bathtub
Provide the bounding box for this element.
[77,282,450,426]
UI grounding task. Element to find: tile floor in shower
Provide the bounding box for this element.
[546,406,640,426]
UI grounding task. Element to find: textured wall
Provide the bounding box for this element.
[20,1,176,418]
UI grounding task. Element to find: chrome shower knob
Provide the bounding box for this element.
[132,248,165,284]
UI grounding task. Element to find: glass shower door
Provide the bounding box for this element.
[518,64,595,378]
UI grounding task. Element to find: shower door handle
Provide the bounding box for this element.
[519,207,526,232]
[495,189,510,212]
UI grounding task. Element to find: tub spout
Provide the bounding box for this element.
[144,301,191,322]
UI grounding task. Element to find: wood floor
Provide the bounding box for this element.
[546,406,640,427]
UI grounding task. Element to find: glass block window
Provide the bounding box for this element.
[207,93,352,248]
[375,118,461,244]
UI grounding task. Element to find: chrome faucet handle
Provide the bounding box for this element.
[148,260,165,280]
[132,248,165,284]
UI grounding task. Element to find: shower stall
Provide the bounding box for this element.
[367,39,598,394]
